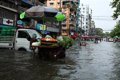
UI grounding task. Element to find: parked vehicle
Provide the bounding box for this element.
[14,28,42,52]
[0,26,42,52]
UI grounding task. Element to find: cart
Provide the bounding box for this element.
[32,37,66,60]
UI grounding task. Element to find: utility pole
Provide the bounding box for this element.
[66,7,70,36]
[59,0,62,35]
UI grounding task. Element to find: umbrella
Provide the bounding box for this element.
[114,36,119,38]
[25,5,59,18]
[20,12,26,19]
[55,12,66,21]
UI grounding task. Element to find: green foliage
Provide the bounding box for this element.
[95,28,104,37]
[111,0,120,19]
[58,36,74,49]
[103,32,110,37]
[110,24,120,37]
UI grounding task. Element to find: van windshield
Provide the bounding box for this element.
[27,29,42,39]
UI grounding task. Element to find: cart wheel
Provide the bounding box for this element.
[48,49,57,60]
[57,48,66,58]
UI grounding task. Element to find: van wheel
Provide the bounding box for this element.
[18,48,26,51]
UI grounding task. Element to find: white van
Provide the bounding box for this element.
[14,29,42,52]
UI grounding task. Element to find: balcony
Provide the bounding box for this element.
[62,0,77,8]
[39,0,47,4]
[62,26,67,30]
[61,32,68,36]
[61,21,66,25]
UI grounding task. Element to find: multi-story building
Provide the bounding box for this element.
[79,4,92,35]
[46,0,79,36]
[46,0,61,10]
[89,20,96,36]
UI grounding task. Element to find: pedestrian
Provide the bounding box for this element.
[30,34,38,54]
[95,37,98,43]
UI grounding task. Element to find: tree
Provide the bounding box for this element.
[103,32,110,37]
[95,28,104,37]
[111,0,120,19]
[110,24,120,37]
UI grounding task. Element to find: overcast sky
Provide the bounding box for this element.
[80,0,117,32]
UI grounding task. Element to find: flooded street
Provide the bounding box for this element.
[0,41,120,80]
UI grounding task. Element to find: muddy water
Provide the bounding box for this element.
[0,41,120,80]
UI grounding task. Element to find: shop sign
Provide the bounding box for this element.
[17,20,23,25]
[36,24,47,31]
[3,18,14,26]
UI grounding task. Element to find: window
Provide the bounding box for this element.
[50,2,54,5]
[18,31,29,38]
[58,2,60,5]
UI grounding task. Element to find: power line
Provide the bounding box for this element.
[103,30,112,31]
[92,18,115,21]
[92,16,112,17]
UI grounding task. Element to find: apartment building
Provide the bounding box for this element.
[46,0,61,10]
[46,0,79,36]
[79,4,92,35]
[89,21,96,36]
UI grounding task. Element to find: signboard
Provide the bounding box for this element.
[36,24,47,31]
[47,27,59,32]
[17,20,23,25]
[3,18,14,26]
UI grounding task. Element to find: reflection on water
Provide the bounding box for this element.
[0,41,120,80]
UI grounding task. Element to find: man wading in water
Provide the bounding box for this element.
[30,34,38,54]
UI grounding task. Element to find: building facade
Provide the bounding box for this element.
[46,0,79,36]
[0,0,20,26]
[0,0,46,27]
[79,4,92,35]
[89,21,96,36]
[46,0,61,10]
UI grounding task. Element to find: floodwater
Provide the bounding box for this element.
[0,41,120,80]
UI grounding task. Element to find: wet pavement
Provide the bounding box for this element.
[0,41,120,80]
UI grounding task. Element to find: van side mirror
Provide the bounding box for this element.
[27,36,31,41]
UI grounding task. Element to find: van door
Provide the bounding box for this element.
[15,30,31,51]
